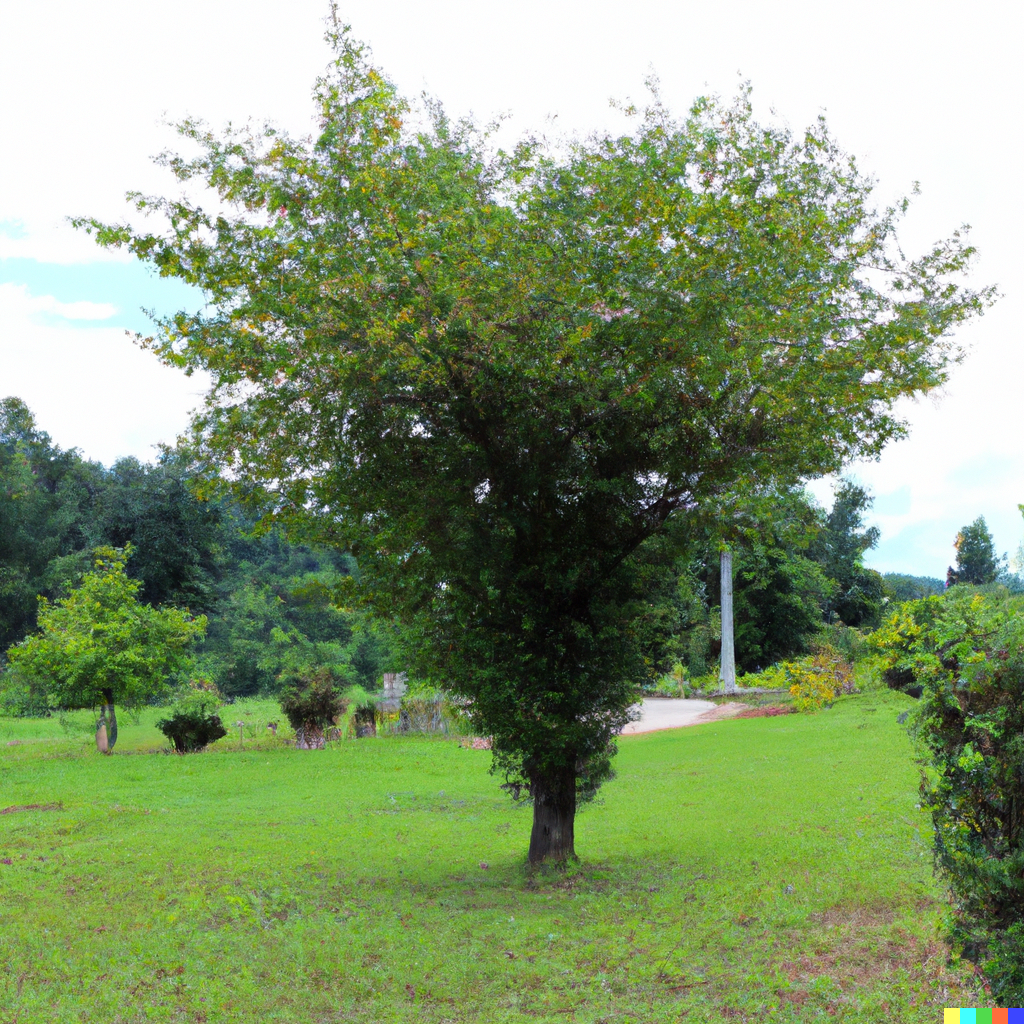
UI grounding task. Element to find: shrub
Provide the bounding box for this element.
[648,663,688,697]
[156,687,227,753]
[869,596,945,696]
[279,668,347,749]
[903,590,1024,1002]
[815,622,868,664]
[743,645,854,711]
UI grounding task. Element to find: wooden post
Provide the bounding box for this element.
[719,547,737,694]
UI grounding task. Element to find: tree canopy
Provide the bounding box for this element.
[80,23,991,859]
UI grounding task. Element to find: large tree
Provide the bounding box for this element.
[79,25,990,860]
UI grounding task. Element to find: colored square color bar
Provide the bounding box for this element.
[945,1011,1024,1023]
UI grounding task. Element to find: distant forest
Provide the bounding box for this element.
[0,397,398,700]
[0,395,1001,698]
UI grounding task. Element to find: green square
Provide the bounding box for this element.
[977,1011,993,1024]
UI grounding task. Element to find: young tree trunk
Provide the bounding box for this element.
[528,766,577,865]
[719,548,737,694]
[95,712,108,754]
[102,688,118,751]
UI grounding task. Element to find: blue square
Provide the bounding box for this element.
[1007,1009,1024,1023]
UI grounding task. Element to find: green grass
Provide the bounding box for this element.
[1,692,980,1022]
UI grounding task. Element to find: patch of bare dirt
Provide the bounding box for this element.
[735,705,794,719]
[691,703,747,725]
[0,801,63,815]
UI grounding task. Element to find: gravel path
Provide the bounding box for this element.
[620,698,741,735]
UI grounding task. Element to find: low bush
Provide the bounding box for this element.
[740,645,855,710]
[278,668,347,749]
[788,645,855,712]
[156,687,227,753]
[648,663,694,697]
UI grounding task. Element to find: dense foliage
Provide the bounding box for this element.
[875,589,1024,1001]
[156,687,228,752]
[947,516,1001,587]
[882,572,945,601]
[0,397,105,651]
[5,548,206,749]
[672,482,883,677]
[0,398,393,702]
[79,22,988,859]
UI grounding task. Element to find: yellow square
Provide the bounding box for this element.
[945,1010,961,1024]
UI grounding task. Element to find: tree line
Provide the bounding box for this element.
[0,396,395,712]
[7,390,1010,702]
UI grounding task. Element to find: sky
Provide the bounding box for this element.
[0,0,1020,578]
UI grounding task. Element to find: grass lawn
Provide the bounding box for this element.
[0,691,981,1022]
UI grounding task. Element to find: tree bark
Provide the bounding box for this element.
[528,766,577,865]
[102,688,118,751]
[719,548,737,694]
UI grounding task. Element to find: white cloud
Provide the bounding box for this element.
[0,283,117,322]
[0,284,208,466]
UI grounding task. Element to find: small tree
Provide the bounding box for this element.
[947,516,1000,587]
[6,547,206,750]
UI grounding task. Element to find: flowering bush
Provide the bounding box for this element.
[747,644,855,712]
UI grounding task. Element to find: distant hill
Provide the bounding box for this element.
[882,573,945,601]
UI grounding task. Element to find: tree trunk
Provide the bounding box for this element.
[102,688,118,751]
[719,548,737,694]
[295,724,325,750]
[528,766,577,865]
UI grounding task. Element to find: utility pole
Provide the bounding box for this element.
[719,547,737,694]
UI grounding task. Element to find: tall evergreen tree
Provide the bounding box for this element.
[947,516,1000,587]
[812,480,884,627]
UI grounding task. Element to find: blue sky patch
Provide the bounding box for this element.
[0,257,204,334]
[0,219,28,239]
